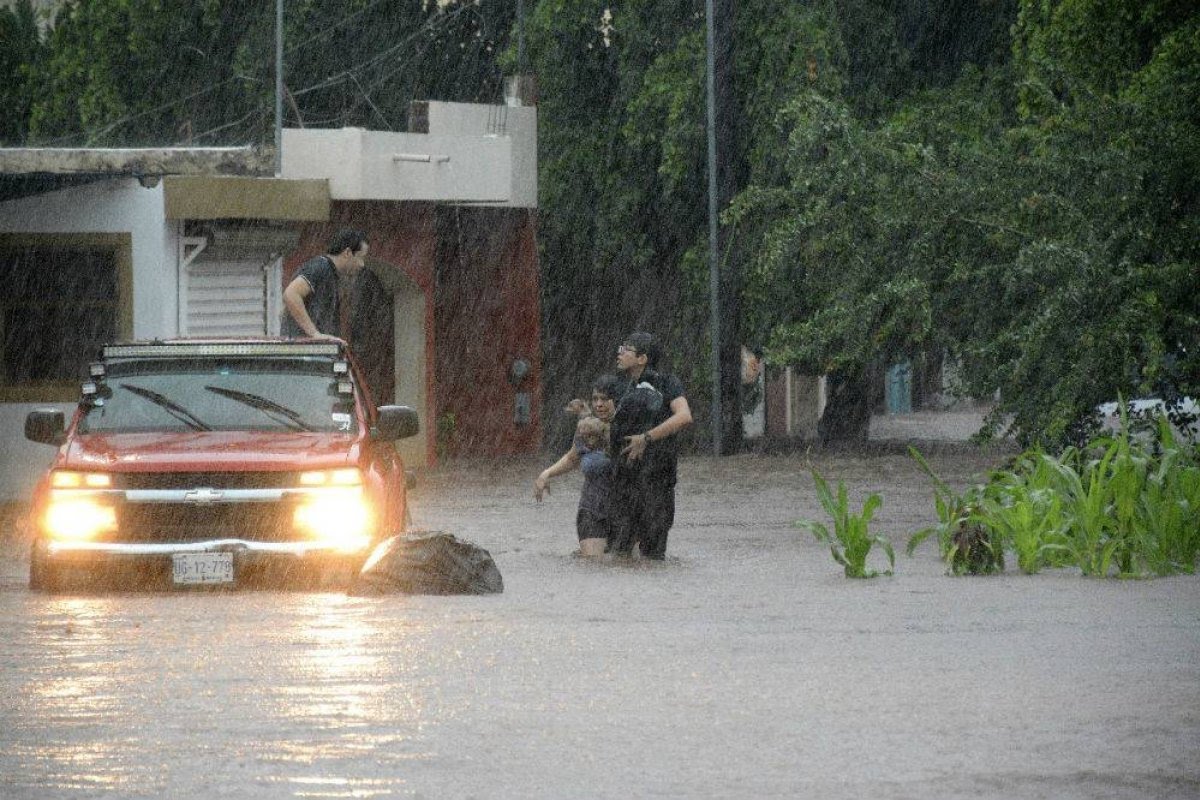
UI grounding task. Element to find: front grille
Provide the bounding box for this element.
[113,500,300,543]
[114,472,298,490]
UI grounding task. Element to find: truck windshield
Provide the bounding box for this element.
[78,358,358,434]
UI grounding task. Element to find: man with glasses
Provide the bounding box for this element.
[283,228,369,340]
[610,331,693,559]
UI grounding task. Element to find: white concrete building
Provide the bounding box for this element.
[0,100,539,499]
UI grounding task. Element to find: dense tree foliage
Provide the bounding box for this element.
[8,0,514,146]
[2,0,1197,447]
[724,0,1198,445]
[0,1,45,145]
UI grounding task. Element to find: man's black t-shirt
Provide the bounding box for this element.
[283,255,339,337]
[610,369,685,478]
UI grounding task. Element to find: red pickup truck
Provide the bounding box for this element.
[24,338,419,591]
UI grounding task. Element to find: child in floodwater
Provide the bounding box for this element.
[534,375,619,557]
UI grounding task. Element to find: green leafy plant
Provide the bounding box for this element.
[910,407,1200,579]
[989,406,1200,578]
[1136,419,1200,574]
[906,447,1003,575]
[977,455,1067,575]
[797,470,893,578]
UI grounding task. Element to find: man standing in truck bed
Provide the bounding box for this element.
[283,228,369,339]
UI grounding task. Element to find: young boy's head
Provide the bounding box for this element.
[576,414,609,450]
[590,374,621,422]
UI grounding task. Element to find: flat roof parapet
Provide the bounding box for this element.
[0,146,274,178]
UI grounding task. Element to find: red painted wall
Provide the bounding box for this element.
[286,202,541,462]
[432,206,542,457]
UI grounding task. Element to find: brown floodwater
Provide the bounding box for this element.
[2,449,1198,799]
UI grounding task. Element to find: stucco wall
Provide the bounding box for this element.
[0,178,178,337]
[425,102,537,209]
[285,202,542,464]
[0,178,178,500]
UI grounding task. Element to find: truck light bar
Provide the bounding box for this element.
[103,342,342,359]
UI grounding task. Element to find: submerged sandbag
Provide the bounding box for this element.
[351,531,503,595]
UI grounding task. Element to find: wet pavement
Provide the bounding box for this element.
[2,447,1198,799]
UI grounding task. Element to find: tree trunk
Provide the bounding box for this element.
[817,368,873,444]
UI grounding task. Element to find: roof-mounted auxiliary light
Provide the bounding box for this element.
[103,342,342,359]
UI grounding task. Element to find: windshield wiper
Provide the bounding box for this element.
[204,385,314,431]
[119,383,212,431]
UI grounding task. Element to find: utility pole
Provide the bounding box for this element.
[274,0,283,176]
[705,0,740,455]
[714,0,741,455]
[704,0,721,456]
[517,0,526,72]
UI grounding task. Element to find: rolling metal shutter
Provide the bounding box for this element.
[178,225,293,337]
[183,258,275,336]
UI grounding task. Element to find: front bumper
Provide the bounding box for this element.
[38,538,369,589]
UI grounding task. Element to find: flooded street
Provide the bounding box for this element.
[2,449,1199,799]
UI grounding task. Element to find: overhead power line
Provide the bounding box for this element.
[36,1,479,147]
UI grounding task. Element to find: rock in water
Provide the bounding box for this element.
[351,532,503,595]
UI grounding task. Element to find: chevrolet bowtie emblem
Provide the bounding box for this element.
[184,488,224,504]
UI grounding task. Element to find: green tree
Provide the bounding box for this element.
[23,0,516,146]
[28,0,273,145]
[0,0,47,145]
[732,0,1198,446]
[524,0,716,415]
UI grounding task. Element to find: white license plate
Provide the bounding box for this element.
[172,552,234,585]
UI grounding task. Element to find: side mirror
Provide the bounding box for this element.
[372,405,420,441]
[26,409,67,446]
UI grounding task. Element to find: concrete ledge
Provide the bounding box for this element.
[0,146,273,177]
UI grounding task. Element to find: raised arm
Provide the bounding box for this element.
[283,275,339,340]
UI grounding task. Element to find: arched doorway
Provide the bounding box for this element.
[356,259,427,467]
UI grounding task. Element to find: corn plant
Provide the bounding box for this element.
[796,470,893,578]
[906,447,1003,575]
[1100,416,1152,575]
[1043,444,1121,576]
[1123,417,1200,575]
[910,405,1199,579]
[977,456,1067,574]
[1043,408,1198,577]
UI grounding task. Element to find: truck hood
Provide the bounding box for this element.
[59,431,361,472]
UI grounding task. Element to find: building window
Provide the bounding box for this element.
[0,235,129,401]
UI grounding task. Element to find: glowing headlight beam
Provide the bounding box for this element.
[44,499,117,541]
[293,488,372,553]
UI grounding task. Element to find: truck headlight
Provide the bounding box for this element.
[293,488,373,553]
[298,468,362,487]
[50,471,113,489]
[44,496,117,541]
